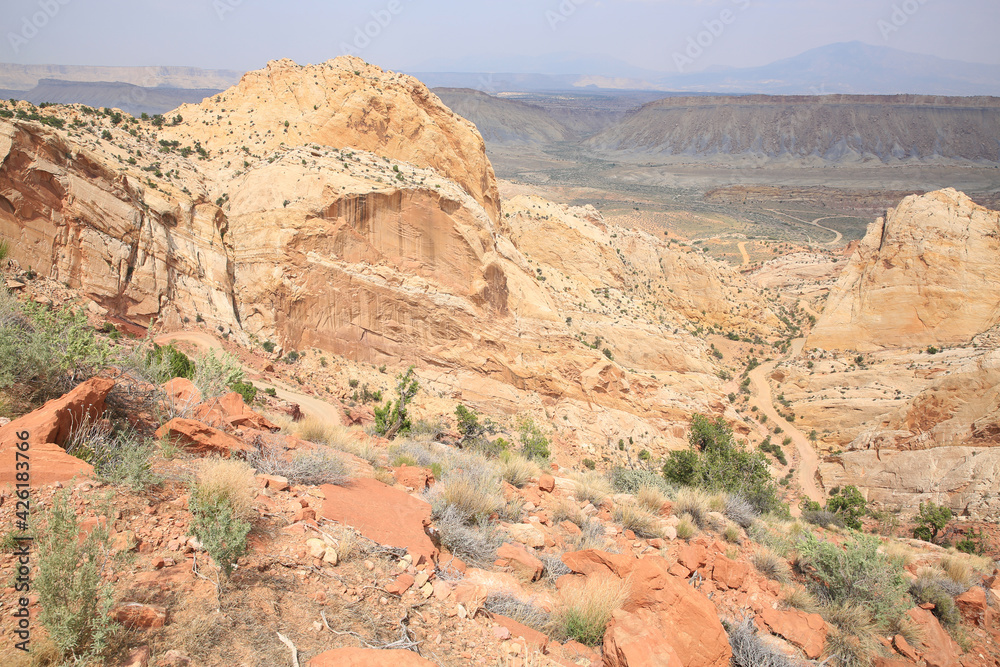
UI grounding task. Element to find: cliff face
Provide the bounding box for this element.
[0,58,783,454]
[808,188,1000,351]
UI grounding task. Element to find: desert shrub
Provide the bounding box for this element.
[797,532,910,629]
[609,467,671,495]
[955,527,990,555]
[726,617,796,667]
[803,510,844,529]
[540,554,573,583]
[518,417,550,461]
[193,349,245,400]
[663,414,781,515]
[294,416,339,444]
[826,485,867,530]
[190,459,254,578]
[570,519,611,551]
[554,575,630,646]
[613,501,664,539]
[724,494,758,528]
[0,288,109,401]
[909,576,961,627]
[455,404,488,442]
[435,471,505,523]
[913,501,952,544]
[64,413,158,491]
[570,470,612,506]
[374,366,419,439]
[750,547,790,582]
[34,491,117,661]
[248,441,348,486]
[499,451,539,488]
[484,593,551,632]
[432,505,505,566]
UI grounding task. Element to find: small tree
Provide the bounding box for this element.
[518,417,550,461]
[374,366,419,439]
[826,485,867,530]
[913,501,952,543]
[455,404,484,442]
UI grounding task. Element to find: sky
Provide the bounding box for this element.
[1,0,999,74]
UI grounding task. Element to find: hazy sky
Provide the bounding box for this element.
[2,0,998,74]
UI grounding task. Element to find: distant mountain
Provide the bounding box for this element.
[587,95,1000,163]
[652,42,1000,96]
[0,63,241,91]
[0,79,223,116]
[415,43,1000,96]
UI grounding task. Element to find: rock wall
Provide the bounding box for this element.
[809,188,1000,351]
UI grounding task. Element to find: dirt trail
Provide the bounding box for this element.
[737,241,751,266]
[154,332,346,427]
[747,338,823,508]
[765,209,844,245]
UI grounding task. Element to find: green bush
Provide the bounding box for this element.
[191,494,250,578]
[193,349,245,399]
[826,485,867,530]
[610,467,671,494]
[956,527,989,555]
[35,491,117,660]
[0,288,109,401]
[797,532,910,628]
[374,367,419,439]
[147,343,195,381]
[230,380,257,404]
[913,501,952,543]
[517,417,550,461]
[663,414,781,515]
[455,404,483,441]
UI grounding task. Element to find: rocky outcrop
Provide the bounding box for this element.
[809,189,1000,351]
[0,377,114,487]
[165,57,500,223]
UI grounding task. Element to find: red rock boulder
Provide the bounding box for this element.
[496,542,544,581]
[320,478,438,565]
[193,392,277,431]
[0,377,115,486]
[604,608,683,666]
[393,465,435,491]
[907,607,960,667]
[955,586,992,627]
[155,418,250,456]
[757,607,828,659]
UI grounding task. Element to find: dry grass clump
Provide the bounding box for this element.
[321,524,369,563]
[613,501,665,539]
[248,439,349,486]
[723,522,742,544]
[675,487,711,528]
[782,586,821,614]
[554,575,630,646]
[726,617,797,667]
[438,474,504,523]
[570,470,612,506]
[552,499,588,527]
[821,602,881,667]
[750,547,790,582]
[293,416,340,444]
[939,552,986,589]
[569,520,611,552]
[635,485,668,514]
[194,457,255,521]
[500,451,540,488]
[484,593,551,632]
[880,539,916,569]
[676,514,697,540]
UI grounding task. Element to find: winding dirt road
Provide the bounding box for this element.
[154,332,346,427]
[747,338,823,506]
[765,209,844,245]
